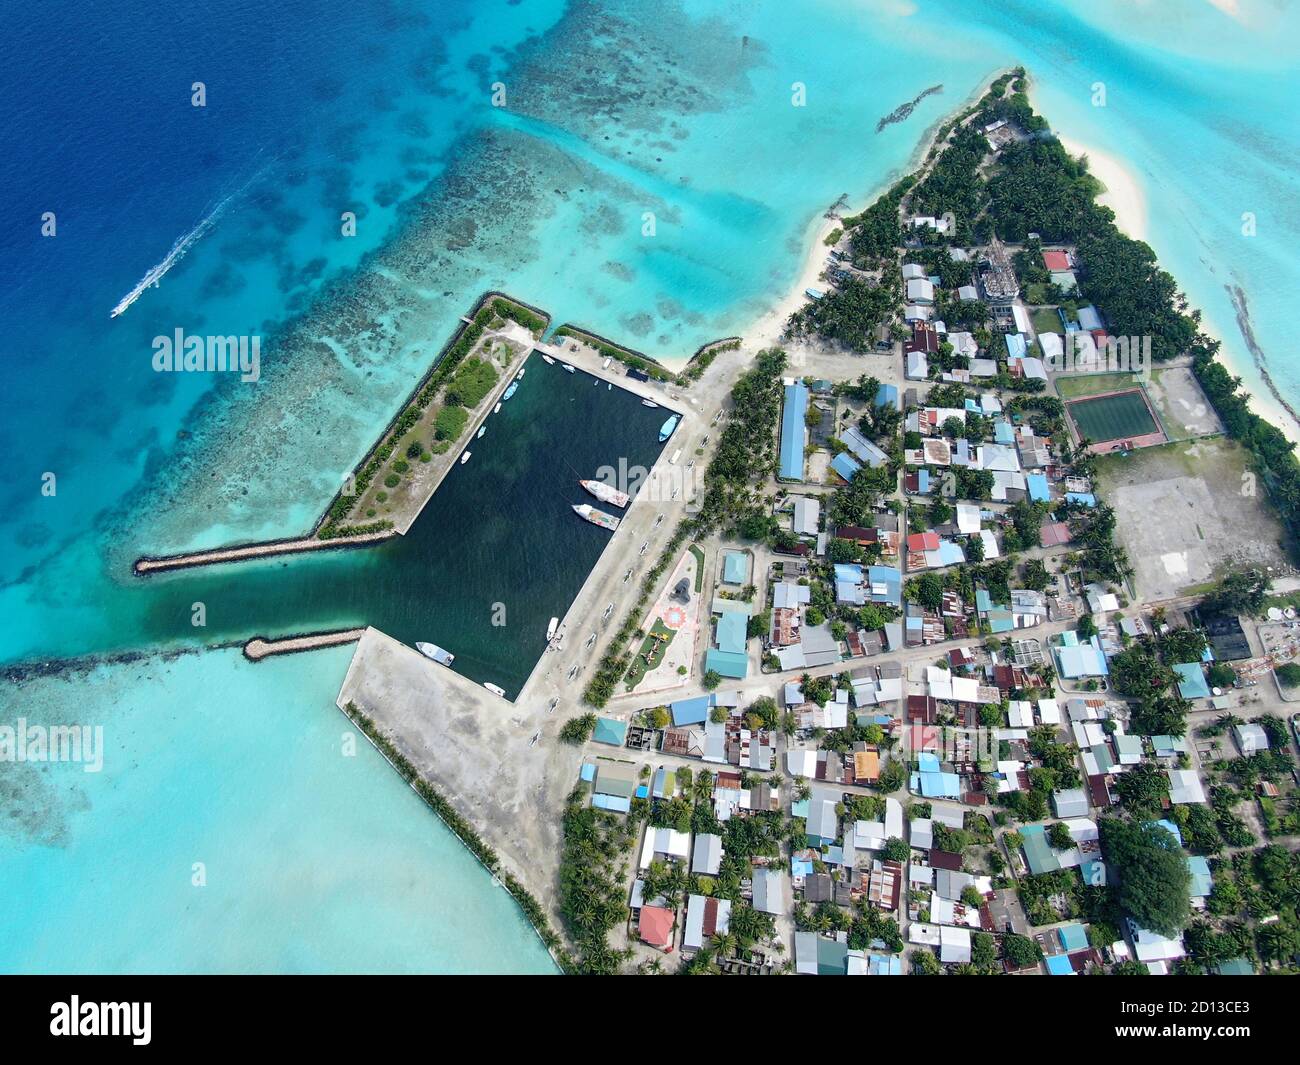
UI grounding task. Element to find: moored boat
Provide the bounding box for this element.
[483,682,506,697]
[494,401,501,413]
[541,354,555,365]
[562,363,575,373]
[476,425,486,439]
[502,382,518,401]
[658,414,679,441]
[547,617,559,640]
[416,642,455,667]
[460,451,471,464]
[580,478,630,508]
[641,399,658,408]
[571,503,620,532]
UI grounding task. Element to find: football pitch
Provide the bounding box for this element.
[1067,389,1159,444]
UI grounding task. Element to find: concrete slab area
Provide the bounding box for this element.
[336,627,585,928]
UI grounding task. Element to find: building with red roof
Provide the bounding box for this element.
[638,905,675,950]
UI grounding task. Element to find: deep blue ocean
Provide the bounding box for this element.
[2,0,1297,972]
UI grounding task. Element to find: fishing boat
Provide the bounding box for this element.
[483,682,507,698]
[562,363,575,373]
[571,503,619,532]
[641,399,658,408]
[547,617,559,640]
[460,451,472,464]
[580,478,630,508]
[541,354,555,365]
[502,382,518,401]
[658,414,679,441]
[476,425,486,439]
[416,642,455,667]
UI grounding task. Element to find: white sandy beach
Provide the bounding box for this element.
[1055,134,1148,243]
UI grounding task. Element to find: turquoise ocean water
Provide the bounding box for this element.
[2,0,1298,971]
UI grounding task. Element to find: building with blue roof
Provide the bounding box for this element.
[592,717,628,746]
[867,954,903,976]
[912,770,962,798]
[1045,954,1075,975]
[715,611,748,655]
[705,648,748,679]
[1005,332,1028,359]
[670,695,711,726]
[1188,856,1212,899]
[876,382,900,410]
[1065,492,1097,507]
[1173,662,1211,700]
[830,451,863,483]
[994,420,1015,445]
[1026,472,1050,502]
[779,381,809,481]
[722,550,749,585]
[1057,923,1089,952]
[866,565,902,607]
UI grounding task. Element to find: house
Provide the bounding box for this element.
[830,451,863,483]
[1233,723,1270,754]
[791,497,821,536]
[1052,787,1089,818]
[591,762,638,813]
[751,866,787,915]
[779,380,809,481]
[722,550,750,586]
[906,278,936,304]
[1173,662,1211,701]
[692,833,724,876]
[592,717,628,746]
[795,930,851,975]
[841,425,889,468]
[683,894,731,952]
[1042,249,1071,272]
[638,904,675,949]
[906,351,929,380]
[1167,769,1207,805]
[640,826,691,868]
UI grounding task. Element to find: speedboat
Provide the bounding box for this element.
[641,399,658,408]
[562,363,575,374]
[502,382,518,401]
[494,401,501,413]
[460,451,471,464]
[541,354,554,365]
[484,682,506,698]
[658,414,679,441]
[476,425,486,439]
[416,642,454,666]
[547,617,559,640]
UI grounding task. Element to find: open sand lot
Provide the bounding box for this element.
[1099,438,1290,601]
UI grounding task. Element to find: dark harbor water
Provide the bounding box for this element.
[73,358,668,698]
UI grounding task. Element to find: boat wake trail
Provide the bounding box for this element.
[108,159,272,319]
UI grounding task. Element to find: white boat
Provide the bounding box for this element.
[476,425,486,439]
[516,367,526,379]
[494,401,501,414]
[460,451,472,464]
[607,383,612,390]
[580,478,630,508]
[484,682,506,697]
[541,354,555,365]
[562,363,575,374]
[547,617,559,640]
[641,399,658,408]
[416,642,455,667]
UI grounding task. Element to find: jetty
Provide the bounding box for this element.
[134,530,393,575]
[244,628,366,661]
